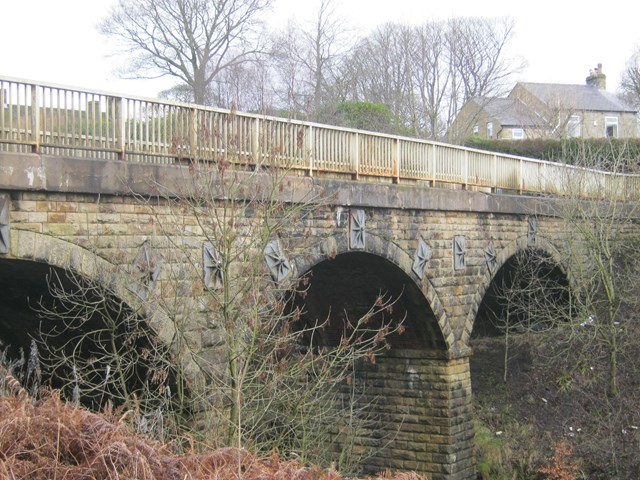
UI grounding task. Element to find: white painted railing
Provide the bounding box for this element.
[1,75,639,199]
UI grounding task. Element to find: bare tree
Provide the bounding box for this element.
[21,153,403,471]
[300,0,349,114]
[100,0,273,105]
[558,173,639,398]
[478,248,571,382]
[270,20,311,116]
[339,18,523,139]
[447,17,522,113]
[33,268,187,440]
[270,0,352,118]
[341,23,414,126]
[410,21,451,138]
[147,159,404,469]
[490,142,640,399]
[619,46,640,110]
[208,59,274,111]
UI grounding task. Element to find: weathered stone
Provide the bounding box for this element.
[0,153,625,480]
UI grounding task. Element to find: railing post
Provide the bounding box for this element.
[307,125,314,176]
[519,158,524,193]
[492,154,498,193]
[30,84,40,153]
[352,132,359,180]
[116,97,125,160]
[431,143,437,187]
[251,117,260,166]
[463,149,469,189]
[393,137,400,183]
[189,107,198,162]
[626,175,631,200]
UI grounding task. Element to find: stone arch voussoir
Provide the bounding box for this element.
[7,230,182,366]
[291,232,455,352]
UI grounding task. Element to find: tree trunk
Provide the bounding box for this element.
[192,68,208,106]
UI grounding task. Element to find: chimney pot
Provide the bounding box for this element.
[586,63,606,90]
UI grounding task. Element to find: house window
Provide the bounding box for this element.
[487,122,493,139]
[512,128,524,140]
[605,116,618,138]
[568,115,581,137]
[473,125,479,135]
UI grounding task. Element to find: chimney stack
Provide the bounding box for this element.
[586,63,606,90]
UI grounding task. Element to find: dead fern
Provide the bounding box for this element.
[0,389,429,480]
[538,440,579,480]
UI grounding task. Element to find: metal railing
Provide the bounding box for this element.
[2,75,639,199]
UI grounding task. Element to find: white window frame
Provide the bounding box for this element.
[473,125,479,135]
[604,116,618,138]
[512,128,524,140]
[568,115,581,137]
[487,122,493,139]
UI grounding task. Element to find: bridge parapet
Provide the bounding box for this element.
[2,75,639,199]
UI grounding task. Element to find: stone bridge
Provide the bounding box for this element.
[1,76,638,480]
[0,152,576,480]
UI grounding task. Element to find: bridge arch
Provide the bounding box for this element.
[462,234,571,345]
[288,232,473,476]
[291,231,453,352]
[4,230,178,347]
[0,230,200,410]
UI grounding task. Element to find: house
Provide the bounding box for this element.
[449,64,639,141]
[449,96,542,141]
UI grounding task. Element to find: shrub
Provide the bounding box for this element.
[538,440,579,480]
[463,137,640,171]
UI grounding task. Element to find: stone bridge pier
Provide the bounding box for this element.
[0,153,576,480]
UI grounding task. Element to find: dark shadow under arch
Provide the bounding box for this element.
[285,249,465,476]
[461,235,572,346]
[290,251,446,352]
[0,256,183,413]
[0,258,64,360]
[469,247,573,429]
[6,230,178,349]
[473,247,571,338]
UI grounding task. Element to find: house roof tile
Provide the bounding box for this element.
[472,97,542,127]
[515,82,637,113]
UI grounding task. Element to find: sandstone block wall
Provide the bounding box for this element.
[0,166,581,480]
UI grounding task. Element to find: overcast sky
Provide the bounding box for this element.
[2,0,638,100]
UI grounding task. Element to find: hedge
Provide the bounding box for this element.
[463,137,640,171]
